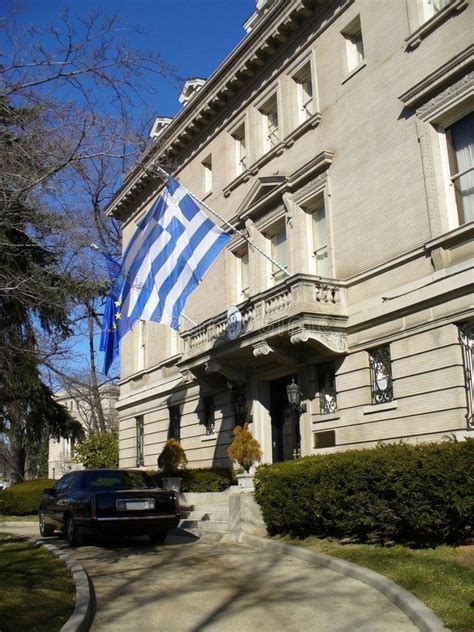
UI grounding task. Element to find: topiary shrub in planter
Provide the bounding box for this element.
[158,439,187,491]
[0,479,56,515]
[158,439,188,474]
[254,438,474,547]
[227,424,262,473]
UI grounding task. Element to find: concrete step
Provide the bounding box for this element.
[182,502,230,513]
[180,510,229,522]
[179,519,230,532]
[181,527,237,543]
[180,491,230,505]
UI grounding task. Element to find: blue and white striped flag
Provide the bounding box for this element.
[114,177,230,335]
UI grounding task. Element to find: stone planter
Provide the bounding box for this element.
[161,476,182,492]
[236,472,254,491]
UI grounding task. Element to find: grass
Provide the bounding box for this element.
[0,533,74,632]
[0,514,37,522]
[285,536,474,632]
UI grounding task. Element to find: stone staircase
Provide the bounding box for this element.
[178,490,235,541]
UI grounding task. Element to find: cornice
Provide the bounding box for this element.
[106,0,352,219]
[399,44,474,108]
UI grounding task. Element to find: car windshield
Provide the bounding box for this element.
[82,471,156,491]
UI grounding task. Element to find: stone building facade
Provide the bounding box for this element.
[48,387,119,479]
[106,0,473,469]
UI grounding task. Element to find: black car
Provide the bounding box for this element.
[39,469,180,546]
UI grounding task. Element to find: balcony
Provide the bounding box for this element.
[179,274,348,379]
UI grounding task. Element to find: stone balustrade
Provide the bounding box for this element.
[181,274,346,359]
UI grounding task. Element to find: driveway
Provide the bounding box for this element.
[2,523,417,632]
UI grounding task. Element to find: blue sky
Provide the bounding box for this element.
[19,0,256,118]
[13,1,256,379]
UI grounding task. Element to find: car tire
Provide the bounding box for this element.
[65,514,85,547]
[149,531,167,544]
[39,511,54,537]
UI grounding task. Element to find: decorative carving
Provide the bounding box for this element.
[204,361,244,384]
[245,218,260,243]
[289,327,347,354]
[252,341,273,357]
[315,283,342,304]
[417,72,474,121]
[282,192,300,228]
[294,172,327,204]
[180,369,194,385]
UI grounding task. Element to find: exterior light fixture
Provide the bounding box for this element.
[286,377,307,413]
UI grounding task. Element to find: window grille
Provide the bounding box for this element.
[168,406,181,441]
[136,416,144,467]
[459,323,474,429]
[318,363,337,414]
[203,396,215,435]
[369,346,394,404]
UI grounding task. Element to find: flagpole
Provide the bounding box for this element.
[90,244,199,329]
[153,165,292,279]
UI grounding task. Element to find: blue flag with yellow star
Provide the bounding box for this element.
[99,253,127,375]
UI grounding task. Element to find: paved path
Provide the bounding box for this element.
[2,522,418,632]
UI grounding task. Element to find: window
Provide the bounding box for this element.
[459,323,473,429]
[168,406,181,441]
[259,93,279,152]
[136,416,144,467]
[369,346,394,404]
[311,202,330,277]
[203,395,215,435]
[237,248,250,300]
[318,363,337,414]
[231,123,247,176]
[342,16,365,74]
[421,0,452,21]
[293,62,315,125]
[269,224,288,284]
[202,155,212,194]
[445,112,474,225]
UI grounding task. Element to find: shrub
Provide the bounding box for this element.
[228,424,262,473]
[254,438,474,547]
[73,430,119,469]
[157,439,187,475]
[0,479,56,515]
[147,467,236,492]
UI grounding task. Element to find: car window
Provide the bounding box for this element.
[54,475,70,494]
[82,470,156,491]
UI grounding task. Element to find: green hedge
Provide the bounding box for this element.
[148,467,236,492]
[254,439,474,547]
[0,479,56,516]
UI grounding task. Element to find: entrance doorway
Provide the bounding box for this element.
[270,376,300,462]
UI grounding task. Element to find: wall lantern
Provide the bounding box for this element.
[286,377,307,413]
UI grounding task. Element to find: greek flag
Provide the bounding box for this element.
[112,177,230,339]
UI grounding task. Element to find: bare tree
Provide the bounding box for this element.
[0,4,177,481]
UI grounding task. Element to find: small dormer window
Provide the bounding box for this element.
[178,78,206,107]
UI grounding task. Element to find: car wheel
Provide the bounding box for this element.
[39,511,54,537]
[65,514,85,547]
[149,531,167,544]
